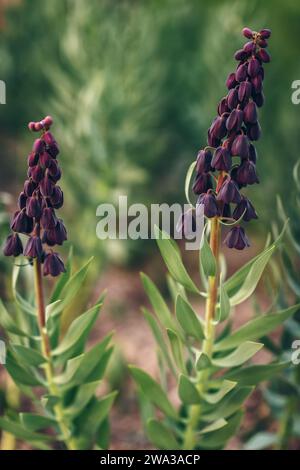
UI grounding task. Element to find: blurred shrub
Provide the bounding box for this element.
[0,0,300,264]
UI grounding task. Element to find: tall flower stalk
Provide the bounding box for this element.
[130,28,298,451]
[1,118,115,450]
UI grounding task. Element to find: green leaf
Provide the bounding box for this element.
[175,295,205,341]
[214,305,299,351]
[129,366,177,419]
[167,274,187,303]
[199,411,243,449]
[224,221,287,298]
[0,417,53,442]
[167,329,186,373]
[142,308,176,376]
[141,273,176,331]
[147,419,179,450]
[55,333,112,388]
[216,276,231,323]
[196,352,211,371]
[225,362,289,386]
[202,388,253,421]
[11,344,46,367]
[50,257,94,316]
[200,235,216,277]
[178,374,200,404]
[65,381,101,418]
[83,347,113,383]
[51,302,102,361]
[185,160,196,207]
[199,418,227,434]
[20,413,57,431]
[202,380,237,404]
[6,351,44,387]
[229,245,275,306]
[154,226,199,294]
[0,299,29,337]
[212,342,263,367]
[50,246,73,302]
[73,392,117,447]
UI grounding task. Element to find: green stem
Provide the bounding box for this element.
[33,259,77,450]
[182,217,220,449]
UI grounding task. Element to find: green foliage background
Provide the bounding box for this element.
[0,0,300,263]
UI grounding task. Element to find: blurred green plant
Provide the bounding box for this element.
[244,161,300,450]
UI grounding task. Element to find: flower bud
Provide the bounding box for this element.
[235,63,248,82]
[251,75,262,93]
[209,116,227,140]
[212,147,232,171]
[234,49,247,61]
[27,152,39,167]
[24,178,37,197]
[243,101,257,124]
[233,196,258,222]
[253,91,264,108]
[258,38,268,48]
[247,121,261,141]
[47,142,59,158]
[41,207,57,229]
[226,72,237,90]
[217,97,229,115]
[227,88,239,110]
[43,131,55,146]
[49,186,64,209]
[224,226,250,250]
[40,175,54,197]
[30,165,44,183]
[197,192,219,218]
[28,122,36,131]
[24,235,43,259]
[217,178,241,204]
[226,109,243,132]
[26,196,42,218]
[243,41,255,55]
[192,173,213,195]
[3,233,23,257]
[257,48,270,63]
[43,252,66,277]
[249,143,257,163]
[238,81,252,102]
[231,134,249,158]
[259,29,271,39]
[40,152,52,168]
[196,149,212,173]
[236,160,259,185]
[11,210,33,234]
[242,27,253,39]
[18,192,27,210]
[248,58,260,78]
[33,138,45,154]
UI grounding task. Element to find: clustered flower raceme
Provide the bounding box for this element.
[193,27,271,250]
[3,116,66,276]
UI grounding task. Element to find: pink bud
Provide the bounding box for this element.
[242,27,253,39]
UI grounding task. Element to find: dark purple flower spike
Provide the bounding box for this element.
[193,27,271,249]
[3,116,67,275]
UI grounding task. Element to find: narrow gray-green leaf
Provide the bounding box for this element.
[212,342,263,367]
[154,226,199,294]
[167,329,186,373]
[147,419,179,450]
[178,374,201,404]
[200,235,216,277]
[176,295,205,341]
[215,305,299,351]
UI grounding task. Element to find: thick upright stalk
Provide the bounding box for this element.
[33,259,76,450]
[182,216,220,449]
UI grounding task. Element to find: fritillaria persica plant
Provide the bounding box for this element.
[1,118,115,450]
[130,28,299,450]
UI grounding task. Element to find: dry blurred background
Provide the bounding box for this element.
[0,0,300,450]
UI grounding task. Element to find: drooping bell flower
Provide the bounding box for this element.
[43,252,66,277]
[224,226,250,250]
[191,27,271,249]
[3,117,66,275]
